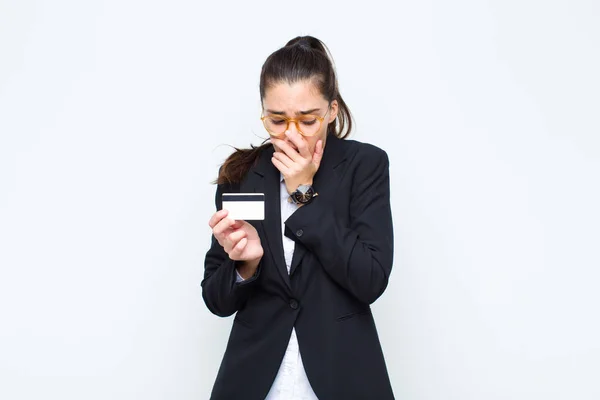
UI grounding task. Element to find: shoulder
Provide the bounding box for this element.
[216,142,273,189]
[338,139,391,205]
[340,138,389,167]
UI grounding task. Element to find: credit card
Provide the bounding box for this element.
[221,193,265,221]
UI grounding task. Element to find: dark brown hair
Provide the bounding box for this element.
[216,35,353,185]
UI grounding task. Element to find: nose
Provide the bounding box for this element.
[281,127,299,150]
[283,122,300,146]
[286,120,300,135]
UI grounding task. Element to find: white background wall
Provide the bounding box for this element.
[1,0,599,399]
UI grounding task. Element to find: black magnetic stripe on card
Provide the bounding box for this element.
[222,194,265,202]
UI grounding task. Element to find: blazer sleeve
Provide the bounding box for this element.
[201,179,261,317]
[284,145,393,305]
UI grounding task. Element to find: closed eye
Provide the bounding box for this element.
[268,118,286,125]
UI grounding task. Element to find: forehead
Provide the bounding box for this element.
[262,80,327,112]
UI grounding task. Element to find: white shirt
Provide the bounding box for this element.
[236,175,318,400]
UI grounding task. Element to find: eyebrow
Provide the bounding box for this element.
[265,108,321,115]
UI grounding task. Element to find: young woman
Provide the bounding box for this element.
[202,36,395,400]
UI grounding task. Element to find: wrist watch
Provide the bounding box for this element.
[289,184,318,205]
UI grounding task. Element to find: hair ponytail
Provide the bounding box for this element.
[216,35,353,185]
[329,93,353,139]
[214,142,269,185]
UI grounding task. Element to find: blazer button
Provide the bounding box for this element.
[289,299,299,310]
[296,229,303,237]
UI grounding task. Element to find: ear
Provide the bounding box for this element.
[328,99,339,123]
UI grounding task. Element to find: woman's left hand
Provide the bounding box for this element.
[271,130,324,195]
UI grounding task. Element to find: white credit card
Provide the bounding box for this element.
[221,193,265,221]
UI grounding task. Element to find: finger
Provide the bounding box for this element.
[234,220,259,237]
[272,151,294,169]
[229,237,248,260]
[284,131,311,159]
[228,230,247,244]
[272,138,303,163]
[208,209,228,229]
[231,219,245,230]
[224,230,247,253]
[271,156,291,175]
[213,216,235,241]
[312,139,324,169]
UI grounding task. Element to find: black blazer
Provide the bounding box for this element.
[202,134,395,399]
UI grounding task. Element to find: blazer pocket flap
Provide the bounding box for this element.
[336,307,371,322]
[233,313,253,328]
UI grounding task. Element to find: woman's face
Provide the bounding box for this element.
[262,80,338,155]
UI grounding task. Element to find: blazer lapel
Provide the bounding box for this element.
[288,239,306,275]
[251,145,292,291]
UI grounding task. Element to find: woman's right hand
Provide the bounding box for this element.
[208,209,264,276]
